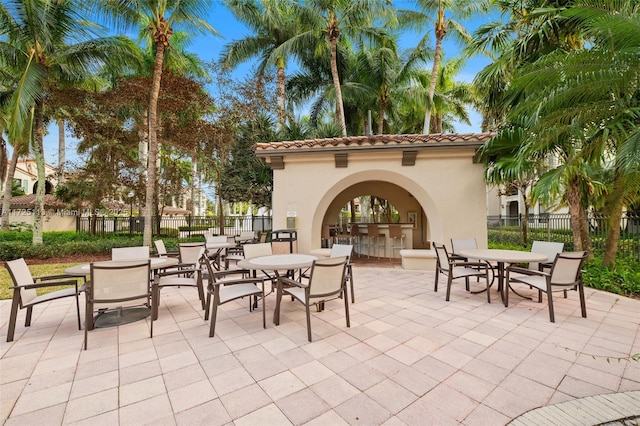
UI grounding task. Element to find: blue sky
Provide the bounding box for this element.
[43,1,495,165]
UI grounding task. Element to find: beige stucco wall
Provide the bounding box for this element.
[269,146,488,254]
[7,210,76,232]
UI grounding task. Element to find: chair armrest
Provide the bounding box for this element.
[449,254,467,261]
[451,261,488,268]
[213,269,251,279]
[506,266,549,277]
[34,274,81,282]
[212,277,265,287]
[156,267,200,278]
[278,276,308,288]
[12,279,79,290]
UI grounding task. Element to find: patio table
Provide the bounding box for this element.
[238,254,317,322]
[457,248,547,306]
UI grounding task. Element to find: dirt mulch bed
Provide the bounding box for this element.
[26,254,111,265]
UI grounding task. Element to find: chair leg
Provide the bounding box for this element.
[349,274,355,304]
[305,300,312,342]
[445,275,453,301]
[197,277,206,311]
[343,287,350,328]
[204,290,211,321]
[25,306,33,327]
[546,287,555,323]
[209,293,220,337]
[149,291,154,338]
[486,271,491,303]
[84,298,92,350]
[434,269,439,292]
[7,290,21,342]
[261,290,266,329]
[75,291,82,330]
[152,286,161,321]
[578,283,587,318]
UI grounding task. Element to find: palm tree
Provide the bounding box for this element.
[97,0,218,247]
[505,0,640,265]
[400,0,486,133]
[221,0,300,128]
[288,0,394,137]
[0,0,141,245]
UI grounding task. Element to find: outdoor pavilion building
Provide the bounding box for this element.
[254,133,494,256]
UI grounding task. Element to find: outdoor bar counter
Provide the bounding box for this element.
[349,223,414,258]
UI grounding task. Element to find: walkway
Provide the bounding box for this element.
[1,265,639,425]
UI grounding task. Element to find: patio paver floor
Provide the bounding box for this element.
[1,264,639,425]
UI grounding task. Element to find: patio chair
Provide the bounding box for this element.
[5,258,84,342]
[274,256,350,342]
[85,260,153,349]
[505,251,588,322]
[433,243,491,303]
[236,231,257,245]
[152,246,206,320]
[153,240,179,258]
[205,235,229,269]
[242,242,277,284]
[451,238,496,287]
[112,246,150,260]
[530,241,564,271]
[202,256,265,337]
[330,244,355,303]
[224,246,245,270]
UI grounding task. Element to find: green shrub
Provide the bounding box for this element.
[159,228,179,238]
[582,256,640,296]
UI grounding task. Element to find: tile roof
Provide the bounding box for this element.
[7,194,67,209]
[254,132,494,153]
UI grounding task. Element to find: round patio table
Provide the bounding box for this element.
[457,248,547,306]
[238,254,317,321]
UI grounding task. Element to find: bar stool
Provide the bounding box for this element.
[389,224,406,260]
[321,224,333,248]
[349,224,361,256]
[367,224,386,259]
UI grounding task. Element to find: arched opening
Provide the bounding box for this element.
[311,170,446,255]
[32,180,54,195]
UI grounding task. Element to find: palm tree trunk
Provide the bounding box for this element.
[578,203,592,257]
[603,174,626,267]
[423,6,446,134]
[1,146,21,231]
[143,43,165,247]
[566,177,583,251]
[276,58,286,129]
[378,100,386,135]
[32,101,46,245]
[328,19,347,137]
[57,119,65,182]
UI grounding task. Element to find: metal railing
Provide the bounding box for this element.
[488,212,640,259]
[76,215,273,238]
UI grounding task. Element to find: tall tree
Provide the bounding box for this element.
[98,0,218,247]
[221,0,300,128]
[0,0,140,244]
[290,0,393,137]
[506,0,640,265]
[400,0,485,133]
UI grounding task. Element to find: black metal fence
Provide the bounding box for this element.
[76,215,273,238]
[488,212,640,259]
